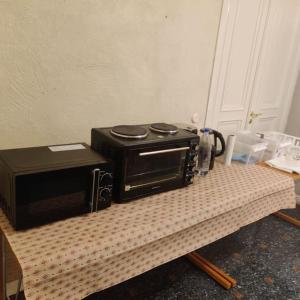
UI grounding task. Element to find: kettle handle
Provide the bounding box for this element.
[212,130,226,157]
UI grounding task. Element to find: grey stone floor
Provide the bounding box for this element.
[87,206,300,300]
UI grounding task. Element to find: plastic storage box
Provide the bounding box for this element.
[260,131,300,160]
[232,132,268,164]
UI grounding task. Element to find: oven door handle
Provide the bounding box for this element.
[139,146,190,156]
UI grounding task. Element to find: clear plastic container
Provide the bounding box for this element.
[232,132,268,164]
[260,131,299,160]
[295,181,300,205]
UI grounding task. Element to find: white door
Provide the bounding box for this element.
[248,0,300,132]
[205,0,300,138]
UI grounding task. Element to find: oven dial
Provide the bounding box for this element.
[188,165,196,172]
[185,175,194,184]
[185,171,195,184]
[191,144,199,151]
[188,152,197,161]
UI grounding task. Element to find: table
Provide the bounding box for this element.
[0,163,296,300]
[257,162,300,181]
[258,162,300,227]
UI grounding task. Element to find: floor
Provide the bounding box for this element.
[86,207,300,300]
[13,207,300,300]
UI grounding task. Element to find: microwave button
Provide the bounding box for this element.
[100,172,113,186]
[99,187,111,200]
[97,187,112,210]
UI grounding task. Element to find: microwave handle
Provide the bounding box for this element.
[139,146,190,156]
[91,168,100,213]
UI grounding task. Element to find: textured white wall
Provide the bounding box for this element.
[286,72,300,137]
[0,0,222,149]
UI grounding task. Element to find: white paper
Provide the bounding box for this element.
[49,144,86,152]
[266,157,300,174]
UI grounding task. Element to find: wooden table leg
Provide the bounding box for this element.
[0,232,3,299]
[186,252,237,289]
[273,212,300,227]
[1,232,7,300]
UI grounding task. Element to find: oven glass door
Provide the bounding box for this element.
[124,143,189,194]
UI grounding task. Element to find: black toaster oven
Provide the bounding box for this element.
[0,143,112,230]
[91,123,199,203]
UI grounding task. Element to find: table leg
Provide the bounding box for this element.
[186,252,237,289]
[273,212,300,227]
[2,234,7,300]
[15,272,23,300]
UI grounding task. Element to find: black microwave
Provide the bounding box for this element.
[0,143,112,230]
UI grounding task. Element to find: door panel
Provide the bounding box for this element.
[206,0,300,137]
[248,0,300,132]
[206,0,269,138]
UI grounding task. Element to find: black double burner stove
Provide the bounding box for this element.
[91,123,199,202]
[110,123,179,140]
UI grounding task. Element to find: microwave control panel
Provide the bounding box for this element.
[91,169,113,212]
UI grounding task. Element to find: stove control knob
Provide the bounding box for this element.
[186,175,193,184]
[188,165,196,172]
[191,144,199,151]
[188,152,197,162]
[185,172,194,184]
[100,172,113,187]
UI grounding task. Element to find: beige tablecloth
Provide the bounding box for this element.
[0,163,296,300]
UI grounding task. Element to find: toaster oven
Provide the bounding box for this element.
[91,123,199,202]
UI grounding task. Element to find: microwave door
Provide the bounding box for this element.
[124,146,189,193]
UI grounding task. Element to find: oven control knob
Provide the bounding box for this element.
[100,172,113,187]
[188,152,197,162]
[185,172,194,184]
[186,175,193,184]
[191,144,199,151]
[188,165,196,172]
[188,161,196,167]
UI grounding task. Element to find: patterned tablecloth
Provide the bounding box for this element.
[0,163,296,300]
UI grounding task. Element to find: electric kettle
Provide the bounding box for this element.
[200,128,226,170]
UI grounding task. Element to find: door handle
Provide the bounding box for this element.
[249,111,262,125]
